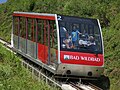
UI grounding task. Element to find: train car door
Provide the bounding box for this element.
[37,20,50,64]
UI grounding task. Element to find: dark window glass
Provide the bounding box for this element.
[58,16,103,54]
[49,20,57,49]
[20,17,26,38]
[44,20,48,46]
[38,19,44,44]
[27,18,36,41]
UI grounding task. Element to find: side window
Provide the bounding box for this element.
[27,18,36,41]
[33,19,36,42]
[50,20,57,49]
[13,16,19,35]
[38,19,44,44]
[44,20,48,46]
[20,17,26,38]
[28,18,32,40]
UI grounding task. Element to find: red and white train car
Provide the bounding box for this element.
[11,12,104,77]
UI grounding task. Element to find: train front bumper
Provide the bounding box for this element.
[56,64,104,77]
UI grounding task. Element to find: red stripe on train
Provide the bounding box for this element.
[13,13,55,20]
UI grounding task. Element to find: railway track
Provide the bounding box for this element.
[0,38,103,90]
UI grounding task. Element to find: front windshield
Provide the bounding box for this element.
[58,15,103,54]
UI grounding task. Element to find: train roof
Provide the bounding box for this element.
[13,11,56,16]
[13,11,56,20]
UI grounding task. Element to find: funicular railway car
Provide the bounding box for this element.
[11,12,104,78]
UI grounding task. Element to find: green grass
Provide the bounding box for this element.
[0,44,58,90]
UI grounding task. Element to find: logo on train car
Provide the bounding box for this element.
[64,55,70,60]
[64,55,100,62]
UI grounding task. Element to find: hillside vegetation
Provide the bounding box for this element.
[0,0,120,90]
[0,44,57,90]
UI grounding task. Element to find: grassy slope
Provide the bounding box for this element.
[0,0,120,90]
[0,44,58,90]
[103,29,120,90]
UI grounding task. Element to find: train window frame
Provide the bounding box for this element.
[58,16,103,54]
